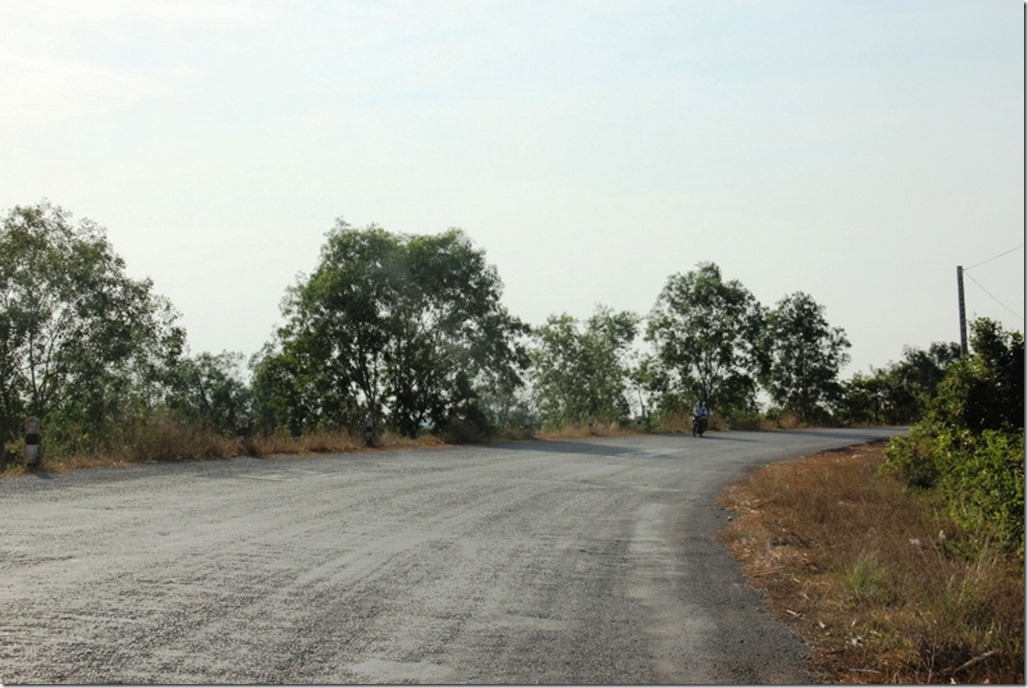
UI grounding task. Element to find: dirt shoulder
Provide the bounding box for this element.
[718,441,1024,684]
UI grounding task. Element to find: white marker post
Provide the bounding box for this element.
[236,413,251,438]
[25,417,41,469]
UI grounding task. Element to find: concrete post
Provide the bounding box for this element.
[236,413,251,437]
[25,417,41,469]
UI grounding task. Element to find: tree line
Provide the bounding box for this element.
[0,201,1006,463]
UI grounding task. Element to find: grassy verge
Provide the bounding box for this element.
[718,442,1024,684]
[0,419,447,479]
[535,422,638,440]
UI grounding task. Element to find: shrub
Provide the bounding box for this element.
[883,319,1025,553]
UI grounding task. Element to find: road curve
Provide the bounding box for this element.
[0,427,904,684]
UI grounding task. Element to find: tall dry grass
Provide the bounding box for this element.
[719,442,1024,684]
[536,421,633,440]
[0,412,448,477]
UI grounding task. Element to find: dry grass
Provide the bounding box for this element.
[246,429,446,456]
[718,442,1024,684]
[536,422,635,440]
[0,419,448,478]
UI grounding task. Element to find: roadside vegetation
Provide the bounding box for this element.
[720,443,1023,684]
[720,321,1024,683]
[0,200,1010,471]
[1,200,1023,682]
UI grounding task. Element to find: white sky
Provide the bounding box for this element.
[1,0,1023,376]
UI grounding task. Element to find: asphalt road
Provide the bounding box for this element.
[0,427,904,685]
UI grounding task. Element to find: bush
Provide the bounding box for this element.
[439,417,490,444]
[723,409,766,431]
[883,319,1025,553]
[946,429,1024,548]
[882,424,944,490]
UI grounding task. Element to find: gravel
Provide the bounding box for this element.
[0,427,904,684]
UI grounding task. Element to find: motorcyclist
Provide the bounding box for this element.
[692,401,709,436]
[692,401,709,422]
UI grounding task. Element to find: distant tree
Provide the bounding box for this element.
[474,377,537,434]
[837,371,889,426]
[645,263,765,416]
[250,344,313,437]
[530,306,638,428]
[881,342,961,423]
[386,231,530,437]
[252,221,529,438]
[166,351,252,436]
[0,201,184,459]
[837,342,961,426]
[261,225,398,435]
[629,354,664,430]
[761,292,850,422]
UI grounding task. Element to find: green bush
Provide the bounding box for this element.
[882,424,943,490]
[946,430,1024,547]
[883,319,1024,553]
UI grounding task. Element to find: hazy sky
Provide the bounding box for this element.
[1,0,1023,377]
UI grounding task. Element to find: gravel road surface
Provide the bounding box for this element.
[0,428,904,684]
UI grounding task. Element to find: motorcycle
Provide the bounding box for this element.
[691,414,708,437]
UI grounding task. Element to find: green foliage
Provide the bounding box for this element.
[840,549,893,606]
[645,262,765,417]
[837,342,960,426]
[883,319,1025,551]
[252,221,529,438]
[837,372,890,426]
[761,291,850,423]
[887,342,962,422]
[0,201,185,463]
[945,429,1024,545]
[474,378,537,434]
[165,351,252,436]
[885,425,1024,549]
[880,423,943,490]
[529,306,638,429]
[931,320,1023,433]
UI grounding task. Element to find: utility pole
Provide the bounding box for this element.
[957,265,968,356]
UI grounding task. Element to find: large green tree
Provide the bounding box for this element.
[0,201,184,458]
[761,291,851,422]
[252,221,529,438]
[645,262,765,416]
[529,306,638,428]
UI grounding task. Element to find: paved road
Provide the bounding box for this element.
[0,428,903,684]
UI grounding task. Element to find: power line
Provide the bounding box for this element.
[963,271,1025,321]
[965,243,1024,271]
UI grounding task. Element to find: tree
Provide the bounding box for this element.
[384,230,530,436]
[258,225,398,435]
[883,319,1024,549]
[881,342,961,423]
[931,318,1024,434]
[837,370,890,426]
[761,292,850,422]
[0,201,184,458]
[165,351,252,435]
[252,221,529,438]
[837,342,962,426]
[529,306,638,428]
[645,263,765,416]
